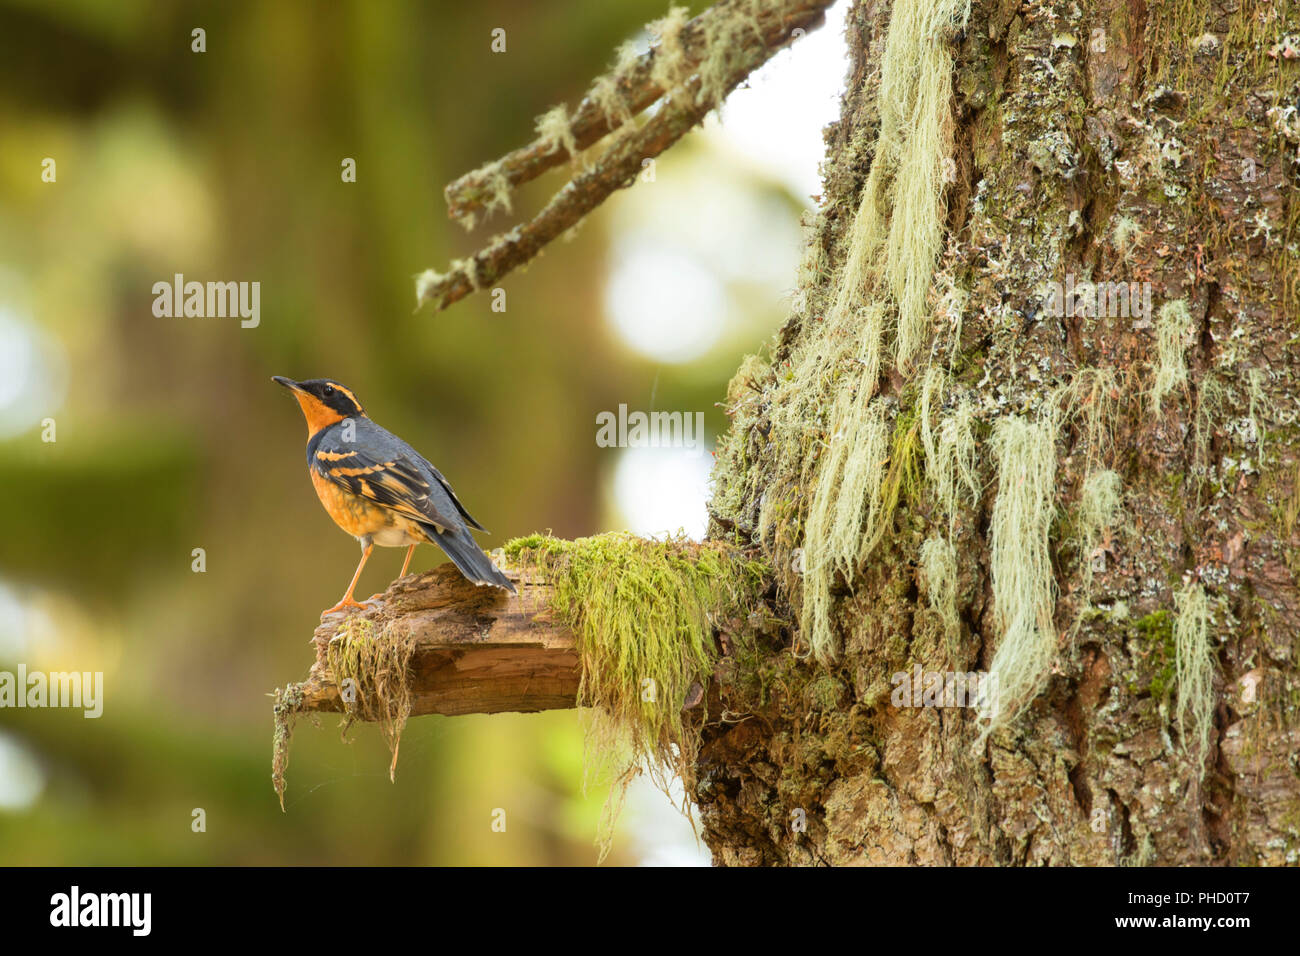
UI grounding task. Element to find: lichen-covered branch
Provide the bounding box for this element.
[443,0,836,228]
[415,90,714,312]
[415,0,834,313]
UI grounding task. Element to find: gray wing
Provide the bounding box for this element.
[312,422,465,532]
[414,455,488,532]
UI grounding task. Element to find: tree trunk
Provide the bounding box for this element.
[275,0,1299,866]
[699,0,1300,865]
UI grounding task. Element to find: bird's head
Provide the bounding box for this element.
[273,376,366,434]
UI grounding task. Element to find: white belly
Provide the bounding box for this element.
[370,524,425,548]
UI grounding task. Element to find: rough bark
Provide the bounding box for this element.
[696,0,1300,866]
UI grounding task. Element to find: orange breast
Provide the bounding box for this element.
[310,468,395,538]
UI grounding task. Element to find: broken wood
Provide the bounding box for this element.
[292,562,580,718]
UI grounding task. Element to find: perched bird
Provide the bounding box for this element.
[273,376,516,615]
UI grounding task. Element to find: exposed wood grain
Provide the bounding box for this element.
[293,562,580,718]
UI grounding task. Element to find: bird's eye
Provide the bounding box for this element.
[323,385,335,396]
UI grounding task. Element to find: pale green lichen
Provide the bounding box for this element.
[697,0,774,107]
[1073,469,1123,617]
[479,160,513,219]
[981,414,1058,741]
[800,393,890,662]
[1151,298,1193,413]
[710,352,771,528]
[918,366,946,469]
[648,6,692,94]
[1077,470,1122,540]
[1112,215,1143,261]
[920,368,980,535]
[920,534,960,647]
[935,275,969,360]
[1053,366,1119,468]
[535,103,578,161]
[326,616,416,783]
[447,256,483,292]
[414,267,446,308]
[831,0,971,367]
[1247,366,1266,466]
[1173,581,1216,765]
[1192,375,1226,511]
[758,0,971,663]
[271,681,307,811]
[269,616,417,808]
[590,39,643,126]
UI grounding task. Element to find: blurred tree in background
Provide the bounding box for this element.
[0,0,823,864]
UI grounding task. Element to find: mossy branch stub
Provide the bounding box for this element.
[502,532,768,790]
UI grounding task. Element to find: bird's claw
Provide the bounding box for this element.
[319,596,377,620]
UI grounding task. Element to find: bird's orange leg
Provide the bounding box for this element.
[358,543,417,606]
[321,543,374,616]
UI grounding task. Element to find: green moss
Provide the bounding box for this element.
[1135,610,1177,698]
[503,532,767,846]
[807,674,847,711]
[869,411,924,553]
[1135,609,1173,637]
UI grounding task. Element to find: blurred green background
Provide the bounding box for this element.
[0,0,843,864]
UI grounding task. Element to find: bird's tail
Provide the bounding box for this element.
[428,525,517,594]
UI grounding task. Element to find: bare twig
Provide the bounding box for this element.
[417,0,834,313]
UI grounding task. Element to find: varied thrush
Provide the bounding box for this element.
[273,376,516,616]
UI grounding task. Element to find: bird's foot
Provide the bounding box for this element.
[319,595,382,619]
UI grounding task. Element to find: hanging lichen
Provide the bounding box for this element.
[753,0,971,663]
[1151,298,1193,413]
[1073,468,1124,616]
[325,617,418,783]
[1173,581,1216,766]
[980,414,1059,740]
[920,534,960,648]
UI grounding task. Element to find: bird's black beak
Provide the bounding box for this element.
[272,376,306,394]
